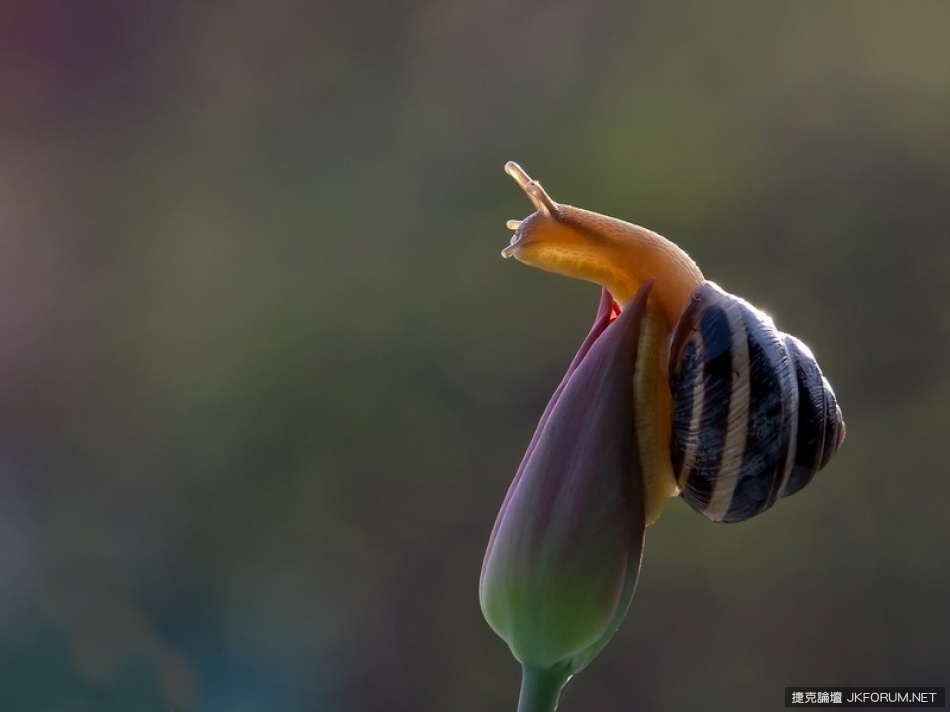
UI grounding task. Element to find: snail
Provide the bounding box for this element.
[502,162,845,524]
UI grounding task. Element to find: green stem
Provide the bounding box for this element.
[516,666,569,712]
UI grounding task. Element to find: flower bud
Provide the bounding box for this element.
[479,281,651,678]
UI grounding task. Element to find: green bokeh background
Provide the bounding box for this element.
[1,1,948,710]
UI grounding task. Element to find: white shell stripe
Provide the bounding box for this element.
[703,298,751,522]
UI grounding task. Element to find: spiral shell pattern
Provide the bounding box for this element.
[669,282,845,522]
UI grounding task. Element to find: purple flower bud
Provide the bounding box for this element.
[479,281,652,680]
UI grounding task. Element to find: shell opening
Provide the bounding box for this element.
[504,161,559,217]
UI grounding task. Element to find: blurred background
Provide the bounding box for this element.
[1,1,948,710]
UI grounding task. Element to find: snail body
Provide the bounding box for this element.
[502,162,845,524]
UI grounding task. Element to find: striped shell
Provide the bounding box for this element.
[669,282,845,523]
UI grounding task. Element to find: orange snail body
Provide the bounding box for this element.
[502,162,845,525]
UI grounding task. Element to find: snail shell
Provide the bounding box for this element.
[501,162,846,524]
[669,282,845,522]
